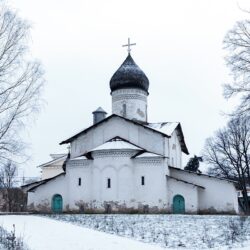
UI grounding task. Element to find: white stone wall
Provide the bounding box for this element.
[134,158,169,211]
[112,89,148,122]
[168,130,182,168]
[29,150,170,212]
[27,174,68,211]
[87,150,169,212]
[28,156,239,214]
[41,165,64,180]
[170,168,239,214]
[167,178,199,213]
[66,159,92,210]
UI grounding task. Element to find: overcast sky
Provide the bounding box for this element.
[9,0,249,177]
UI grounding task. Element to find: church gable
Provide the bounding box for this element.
[61,115,167,158]
[147,122,188,155]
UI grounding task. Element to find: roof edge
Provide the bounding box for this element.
[37,155,67,168]
[166,175,205,189]
[169,166,237,183]
[27,173,66,192]
[59,114,171,145]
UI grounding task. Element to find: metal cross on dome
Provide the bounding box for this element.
[122,38,136,54]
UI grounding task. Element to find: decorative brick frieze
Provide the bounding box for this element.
[112,94,147,102]
[133,158,164,165]
[67,159,92,167]
[92,149,137,159]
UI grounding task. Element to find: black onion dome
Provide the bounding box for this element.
[110,54,149,93]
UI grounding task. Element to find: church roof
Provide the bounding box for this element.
[92,107,107,114]
[110,54,149,93]
[169,166,237,183]
[50,153,67,160]
[146,122,179,136]
[134,152,164,158]
[25,173,66,192]
[60,114,168,144]
[166,175,205,189]
[60,114,189,155]
[90,138,142,152]
[147,122,189,154]
[37,155,67,168]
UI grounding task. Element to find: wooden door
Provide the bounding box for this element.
[52,194,63,213]
[173,195,185,214]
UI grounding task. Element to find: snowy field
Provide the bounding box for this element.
[0,215,250,250]
[0,215,165,250]
[45,214,250,249]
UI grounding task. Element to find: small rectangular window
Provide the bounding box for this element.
[141,176,145,185]
[78,178,81,186]
[107,178,111,188]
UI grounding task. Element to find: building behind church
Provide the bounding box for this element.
[25,48,239,214]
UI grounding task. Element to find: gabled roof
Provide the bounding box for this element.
[146,122,179,136]
[21,179,44,189]
[147,122,188,154]
[90,138,143,152]
[26,173,66,192]
[166,175,205,189]
[50,153,67,160]
[60,114,170,145]
[60,114,188,154]
[37,155,67,168]
[169,166,237,183]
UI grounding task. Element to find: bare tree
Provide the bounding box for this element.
[0,161,27,212]
[223,19,250,118]
[0,3,44,166]
[0,161,17,188]
[204,117,250,214]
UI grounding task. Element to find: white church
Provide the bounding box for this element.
[25,42,239,214]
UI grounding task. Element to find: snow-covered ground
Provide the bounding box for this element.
[0,215,250,250]
[45,214,250,249]
[0,215,165,250]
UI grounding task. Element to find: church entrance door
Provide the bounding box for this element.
[173,195,185,214]
[52,194,63,213]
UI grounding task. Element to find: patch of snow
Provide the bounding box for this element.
[135,152,163,158]
[70,156,88,160]
[0,215,165,250]
[45,214,250,250]
[147,122,179,136]
[90,139,142,151]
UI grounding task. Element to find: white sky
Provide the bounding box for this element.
[9,0,250,177]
